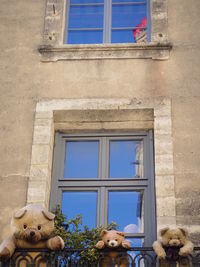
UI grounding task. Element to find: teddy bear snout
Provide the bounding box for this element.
[109,240,118,247]
[30,231,35,237]
[169,239,180,247]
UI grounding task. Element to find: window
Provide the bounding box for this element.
[64,0,151,44]
[50,131,156,246]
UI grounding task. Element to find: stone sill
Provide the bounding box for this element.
[38,43,172,62]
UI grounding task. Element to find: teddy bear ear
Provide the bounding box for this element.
[159,227,169,236]
[179,227,188,237]
[101,230,108,237]
[14,208,27,219]
[42,210,55,221]
[116,231,125,237]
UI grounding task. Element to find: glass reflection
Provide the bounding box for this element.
[108,191,144,233]
[62,191,97,229]
[109,140,143,178]
[69,6,104,29]
[64,141,99,178]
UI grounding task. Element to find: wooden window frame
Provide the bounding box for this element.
[50,131,156,246]
[63,0,151,44]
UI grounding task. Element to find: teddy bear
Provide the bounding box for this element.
[153,226,194,267]
[95,230,131,267]
[0,204,65,262]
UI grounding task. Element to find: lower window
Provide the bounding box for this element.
[50,131,156,246]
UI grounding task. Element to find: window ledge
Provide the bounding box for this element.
[38,42,172,62]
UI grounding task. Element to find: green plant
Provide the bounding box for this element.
[54,205,118,265]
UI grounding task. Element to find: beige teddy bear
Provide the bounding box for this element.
[153,227,194,267]
[0,204,64,262]
[95,230,131,267]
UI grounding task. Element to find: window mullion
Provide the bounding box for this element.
[103,0,112,43]
[146,0,151,42]
[63,0,70,44]
[101,137,107,178]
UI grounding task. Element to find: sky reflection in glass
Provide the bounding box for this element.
[109,140,142,178]
[108,191,143,233]
[64,141,99,178]
[62,191,97,229]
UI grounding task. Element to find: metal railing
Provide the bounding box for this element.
[0,247,200,267]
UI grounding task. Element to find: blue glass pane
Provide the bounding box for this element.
[62,191,97,229]
[112,0,145,3]
[108,191,144,233]
[126,238,143,247]
[64,141,99,178]
[112,4,146,28]
[67,30,103,44]
[69,6,104,29]
[112,0,146,2]
[109,140,143,178]
[112,29,135,43]
[71,0,103,3]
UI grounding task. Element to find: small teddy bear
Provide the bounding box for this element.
[95,230,131,267]
[153,227,194,266]
[0,204,64,261]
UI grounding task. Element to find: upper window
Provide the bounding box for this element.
[64,0,151,44]
[50,131,156,246]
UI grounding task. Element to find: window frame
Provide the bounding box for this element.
[64,0,151,45]
[50,131,156,246]
[40,0,171,61]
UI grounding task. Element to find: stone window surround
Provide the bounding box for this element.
[27,97,176,231]
[39,0,172,61]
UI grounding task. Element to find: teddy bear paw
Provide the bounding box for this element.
[157,251,166,260]
[122,241,131,249]
[48,236,64,250]
[0,247,11,261]
[95,240,105,249]
[179,247,189,257]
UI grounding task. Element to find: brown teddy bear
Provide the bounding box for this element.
[153,227,194,267]
[0,204,64,261]
[95,230,131,267]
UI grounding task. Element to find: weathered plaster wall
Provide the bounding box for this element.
[0,0,200,243]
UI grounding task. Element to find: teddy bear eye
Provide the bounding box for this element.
[23,224,27,229]
[38,225,41,230]
[107,240,110,242]
[115,239,118,241]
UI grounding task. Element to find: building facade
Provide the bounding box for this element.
[0,0,200,247]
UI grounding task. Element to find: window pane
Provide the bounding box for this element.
[67,30,103,44]
[70,0,103,3]
[112,29,135,43]
[108,191,144,233]
[62,191,97,229]
[112,0,146,2]
[109,140,143,178]
[112,4,146,28]
[68,6,104,29]
[64,141,99,178]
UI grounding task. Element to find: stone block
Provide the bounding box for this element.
[155,154,174,175]
[157,216,176,231]
[154,116,172,134]
[33,126,52,145]
[154,134,173,154]
[31,145,52,165]
[35,111,53,119]
[156,196,176,217]
[29,166,49,181]
[155,175,175,197]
